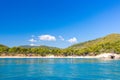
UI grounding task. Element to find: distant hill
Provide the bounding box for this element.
[19,45,59,49]
[0,44,8,48]
[69,33,120,54]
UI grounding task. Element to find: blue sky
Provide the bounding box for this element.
[0,0,120,48]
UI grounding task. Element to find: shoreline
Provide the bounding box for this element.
[0,53,120,59]
[0,56,97,58]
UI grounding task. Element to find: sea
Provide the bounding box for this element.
[0,58,120,80]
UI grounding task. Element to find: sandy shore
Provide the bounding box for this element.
[0,53,119,59]
[0,56,97,58]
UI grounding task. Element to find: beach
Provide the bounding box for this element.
[0,56,97,58]
[0,53,120,59]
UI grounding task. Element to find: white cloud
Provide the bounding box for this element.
[38,35,56,41]
[29,38,37,42]
[59,36,64,41]
[68,37,78,43]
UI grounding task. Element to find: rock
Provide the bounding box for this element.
[96,53,120,59]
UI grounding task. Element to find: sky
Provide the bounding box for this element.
[0,0,120,48]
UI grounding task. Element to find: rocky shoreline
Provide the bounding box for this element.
[96,53,120,59]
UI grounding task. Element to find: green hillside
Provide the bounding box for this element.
[0,44,9,54]
[69,33,120,55]
[20,45,59,49]
[0,44,8,48]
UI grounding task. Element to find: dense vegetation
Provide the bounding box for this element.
[0,34,120,56]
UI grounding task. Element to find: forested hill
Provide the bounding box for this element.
[0,44,8,48]
[20,45,59,49]
[70,33,120,48]
[69,33,120,55]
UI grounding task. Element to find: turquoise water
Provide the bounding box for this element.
[0,58,120,80]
